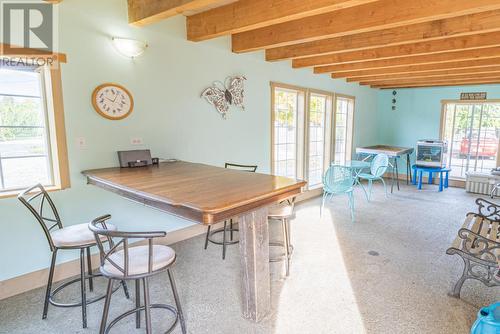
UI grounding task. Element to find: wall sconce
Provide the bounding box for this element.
[112,37,148,58]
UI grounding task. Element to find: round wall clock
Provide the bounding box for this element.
[92,83,134,120]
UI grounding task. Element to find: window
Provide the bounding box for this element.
[333,95,355,165]
[307,93,330,188]
[0,65,69,194]
[272,86,304,179]
[441,101,500,179]
[272,83,350,190]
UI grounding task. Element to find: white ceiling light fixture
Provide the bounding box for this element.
[112,37,148,58]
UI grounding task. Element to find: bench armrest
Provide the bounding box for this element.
[472,198,500,221]
[451,227,500,265]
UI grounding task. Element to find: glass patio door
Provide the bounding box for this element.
[442,102,500,179]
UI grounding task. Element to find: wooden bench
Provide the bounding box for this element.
[446,198,500,297]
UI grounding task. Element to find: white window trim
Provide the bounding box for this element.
[271,82,355,190]
[0,65,69,197]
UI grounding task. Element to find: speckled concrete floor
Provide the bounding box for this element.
[1,183,498,334]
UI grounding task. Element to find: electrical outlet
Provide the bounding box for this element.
[130,137,143,145]
[76,137,87,149]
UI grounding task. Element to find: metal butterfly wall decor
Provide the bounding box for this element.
[201,76,246,119]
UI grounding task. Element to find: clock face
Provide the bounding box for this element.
[92,83,134,120]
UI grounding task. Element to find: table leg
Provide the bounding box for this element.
[445,171,449,188]
[439,172,444,192]
[412,166,417,185]
[428,171,433,184]
[406,154,412,185]
[418,171,423,190]
[391,160,395,194]
[238,206,270,322]
[395,158,400,191]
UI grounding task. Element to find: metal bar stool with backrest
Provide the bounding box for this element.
[358,153,389,201]
[89,215,186,334]
[204,163,258,259]
[268,198,295,277]
[17,184,129,328]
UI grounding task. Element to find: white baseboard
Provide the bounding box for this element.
[0,221,221,300]
[0,192,322,301]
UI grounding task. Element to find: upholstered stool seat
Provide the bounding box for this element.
[51,223,116,248]
[268,203,294,219]
[102,245,176,277]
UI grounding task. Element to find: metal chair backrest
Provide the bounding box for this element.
[225,163,257,172]
[18,184,63,251]
[323,165,354,194]
[370,154,389,177]
[89,215,168,279]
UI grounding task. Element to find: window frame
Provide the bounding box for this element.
[333,94,356,166]
[0,58,69,198]
[271,82,353,190]
[440,99,500,180]
[305,88,333,189]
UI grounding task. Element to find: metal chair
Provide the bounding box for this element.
[17,184,129,328]
[204,163,258,259]
[358,153,389,201]
[268,199,295,277]
[89,215,186,334]
[321,165,355,221]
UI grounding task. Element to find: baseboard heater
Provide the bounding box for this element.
[465,171,500,196]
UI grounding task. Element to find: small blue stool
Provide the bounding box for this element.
[471,302,500,334]
[411,165,450,192]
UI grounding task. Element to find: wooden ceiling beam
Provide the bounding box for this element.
[373,79,500,89]
[128,0,224,27]
[331,58,500,78]
[187,0,378,42]
[266,10,500,61]
[314,46,500,73]
[346,66,500,82]
[293,31,500,68]
[232,0,500,53]
[359,72,500,85]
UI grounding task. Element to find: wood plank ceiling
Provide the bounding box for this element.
[129,0,500,89]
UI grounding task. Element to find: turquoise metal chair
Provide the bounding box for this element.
[321,165,355,221]
[358,153,389,201]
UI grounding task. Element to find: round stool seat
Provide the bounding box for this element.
[102,245,176,278]
[51,223,116,248]
[268,203,294,219]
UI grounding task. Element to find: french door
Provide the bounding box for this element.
[442,101,500,179]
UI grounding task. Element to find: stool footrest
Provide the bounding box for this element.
[105,303,179,334]
[269,241,294,262]
[49,273,122,308]
[207,226,239,246]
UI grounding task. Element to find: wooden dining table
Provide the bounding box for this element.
[82,160,306,322]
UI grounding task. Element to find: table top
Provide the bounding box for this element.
[412,164,451,172]
[334,160,371,169]
[82,161,306,225]
[356,145,414,157]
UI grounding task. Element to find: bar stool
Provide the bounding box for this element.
[268,199,295,277]
[204,163,258,259]
[89,215,186,334]
[17,184,129,328]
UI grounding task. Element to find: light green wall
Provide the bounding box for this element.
[0,0,378,281]
[377,84,500,168]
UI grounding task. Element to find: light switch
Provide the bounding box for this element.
[76,137,87,149]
